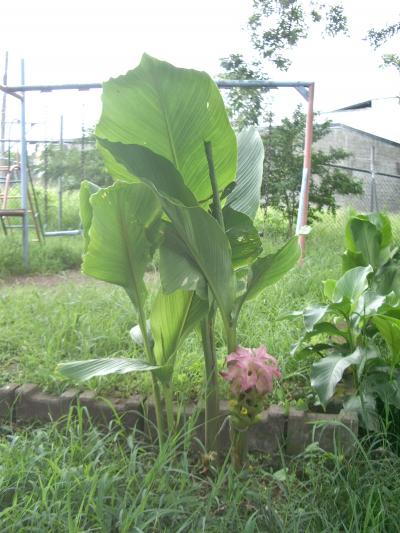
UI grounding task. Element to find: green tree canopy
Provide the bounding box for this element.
[262,107,362,233]
[33,130,112,190]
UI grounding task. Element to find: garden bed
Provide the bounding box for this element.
[0,383,358,462]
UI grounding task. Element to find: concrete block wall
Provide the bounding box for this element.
[314,124,400,213]
[0,384,358,462]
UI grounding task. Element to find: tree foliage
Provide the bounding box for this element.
[262,107,362,233]
[33,131,112,190]
[220,0,348,127]
[220,1,399,127]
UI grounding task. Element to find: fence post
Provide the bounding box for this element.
[370,145,379,212]
[296,83,315,260]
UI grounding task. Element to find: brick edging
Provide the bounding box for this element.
[0,384,358,460]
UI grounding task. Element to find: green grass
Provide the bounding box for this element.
[1,209,400,532]
[0,209,397,404]
[0,235,82,279]
[0,210,346,403]
[0,411,399,532]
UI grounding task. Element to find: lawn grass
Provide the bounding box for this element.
[0,209,346,405]
[0,209,397,404]
[1,210,400,532]
[0,410,399,532]
[0,235,82,278]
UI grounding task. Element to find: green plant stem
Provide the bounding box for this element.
[162,384,175,435]
[226,322,238,353]
[204,141,225,231]
[135,301,166,445]
[201,312,220,452]
[229,421,248,472]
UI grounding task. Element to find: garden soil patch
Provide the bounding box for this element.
[0,269,159,289]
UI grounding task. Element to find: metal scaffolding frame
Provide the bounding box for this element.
[0,61,314,267]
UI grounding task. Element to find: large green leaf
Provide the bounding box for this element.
[159,223,206,297]
[97,140,197,206]
[96,141,236,325]
[348,219,381,268]
[343,394,380,432]
[375,264,400,296]
[83,181,161,310]
[341,250,366,273]
[79,181,100,253]
[223,207,262,269]
[311,348,365,407]
[332,266,372,304]
[225,127,264,220]
[303,305,329,332]
[372,315,400,364]
[96,54,237,202]
[57,358,160,381]
[344,213,392,269]
[243,236,300,303]
[151,289,208,380]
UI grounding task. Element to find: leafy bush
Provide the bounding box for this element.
[287,212,400,430]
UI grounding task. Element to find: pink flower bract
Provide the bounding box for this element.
[221,345,281,396]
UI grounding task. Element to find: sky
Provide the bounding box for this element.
[1,0,399,144]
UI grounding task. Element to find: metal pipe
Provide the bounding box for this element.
[44,230,82,237]
[370,145,379,212]
[20,59,29,268]
[1,52,8,157]
[58,115,63,230]
[296,83,315,259]
[0,80,313,93]
[324,163,400,180]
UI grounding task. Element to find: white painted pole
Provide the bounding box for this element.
[296,83,315,260]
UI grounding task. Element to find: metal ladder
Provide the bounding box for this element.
[0,164,44,241]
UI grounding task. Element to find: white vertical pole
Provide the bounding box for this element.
[20,59,29,268]
[296,83,315,260]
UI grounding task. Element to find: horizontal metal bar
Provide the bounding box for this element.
[1,79,313,94]
[44,229,82,237]
[324,163,400,180]
[0,138,95,145]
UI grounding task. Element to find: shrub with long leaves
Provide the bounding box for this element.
[58,55,300,453]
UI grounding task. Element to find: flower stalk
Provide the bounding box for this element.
[221,346,281,471]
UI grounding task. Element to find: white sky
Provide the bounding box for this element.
[1,0,399,143]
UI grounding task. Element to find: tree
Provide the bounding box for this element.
[33,130,112,190]
[263,107,362,234]
[220,0,348,127]
[367,20,400,72]
[220,1,399,127]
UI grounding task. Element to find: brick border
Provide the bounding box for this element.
[0,384,358,459]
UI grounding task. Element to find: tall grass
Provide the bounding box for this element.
[0,235,82,279]
[0,411,399,532]
[0,210,398,403]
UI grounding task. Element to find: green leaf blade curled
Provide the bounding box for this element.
[244,236,300,302]
[79,180,100,253]
[83,181,161,311]
[372,315,400,365]
[223,207,263,269]
[96,54,237,202]
[57,358,161,381]
[332,266,373,304]
[151,290,208,378]
[226,127,264,220]
[311,348,365,407]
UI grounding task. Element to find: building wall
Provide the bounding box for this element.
[314,124,400,212]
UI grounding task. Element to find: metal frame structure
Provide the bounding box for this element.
[0,60,314,267]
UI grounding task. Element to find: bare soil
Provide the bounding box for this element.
[0,270,90,288]
[0,269,159,288]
